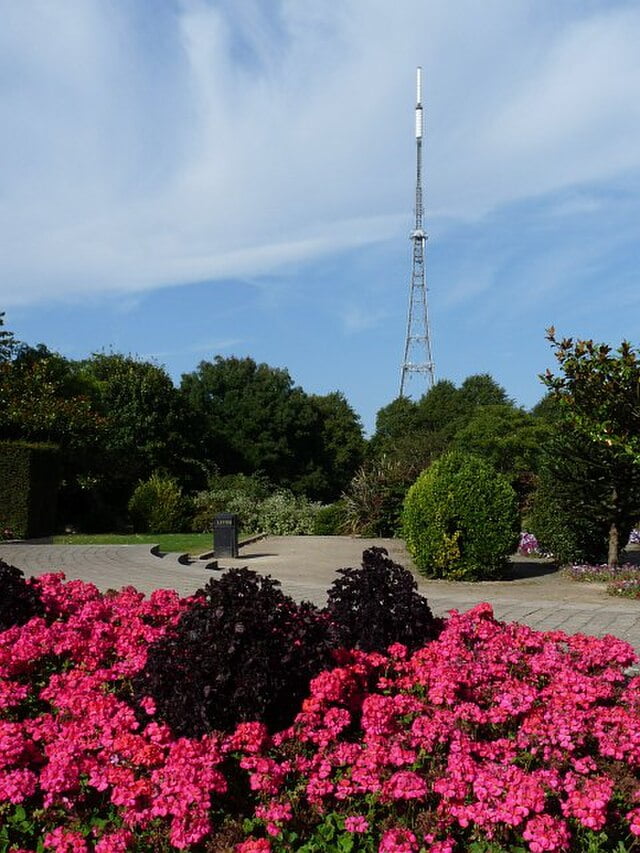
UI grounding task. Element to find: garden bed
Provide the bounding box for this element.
[2,562,640,852]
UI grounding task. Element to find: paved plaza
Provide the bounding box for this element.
[1,536,640,655]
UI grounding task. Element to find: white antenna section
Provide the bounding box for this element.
[415,66,423,138]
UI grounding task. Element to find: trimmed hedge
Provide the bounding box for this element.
[402,450,519,580]
[0,442,60,539]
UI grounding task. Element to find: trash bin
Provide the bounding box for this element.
[213,512,239,558]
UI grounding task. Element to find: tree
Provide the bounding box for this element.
[369,395,444,474]
[0,312,17,362]
[528,427,623,565]
[307,392,365,501]
[457,373,512,411]
[79,353,202,511]
[530,392,564,423]
[371,396,419,453]
[453,405,548,476]
[0,341,107,532]
[181,356,323,496]
[541,329,640,565]
[452,404,552,512]
[415,379,467,435]
[369,375,516,473]
[0,343,102,449]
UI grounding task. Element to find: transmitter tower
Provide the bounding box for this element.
[399,66,435,397]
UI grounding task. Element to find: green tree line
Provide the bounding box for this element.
[2,310,638,565]
[0,313,365,531]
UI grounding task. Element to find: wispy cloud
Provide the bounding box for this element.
[341,305,386,334]
[188,338,245,353]
[1,1,640,307]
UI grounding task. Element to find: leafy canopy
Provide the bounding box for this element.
[181,356,363,499]
[542,328,640,462]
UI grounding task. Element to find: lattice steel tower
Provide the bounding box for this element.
[399,66,435,396]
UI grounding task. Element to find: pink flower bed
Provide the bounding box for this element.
[2,574,640,851]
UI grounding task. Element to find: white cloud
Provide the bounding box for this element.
[1,0,640,307]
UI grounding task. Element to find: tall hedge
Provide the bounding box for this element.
[402,450,519,580]
[0,442,60,539]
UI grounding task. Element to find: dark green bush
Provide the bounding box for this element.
[313,501,348,535]
[127,473,188,533]
[326,547,443,652]
[527,467,607,565]
[133,569,334,736]
[0,561,44,632]
[0,442,60,539]
[527,426,640,566]
[402,450,519,580]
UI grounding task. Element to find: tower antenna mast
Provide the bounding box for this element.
[399,66,435,396]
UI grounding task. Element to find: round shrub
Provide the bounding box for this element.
[402,450,519,580]
[326,547,443,652]
[0,560,44,632]
[127,473,187,534]
[133,568,334,736]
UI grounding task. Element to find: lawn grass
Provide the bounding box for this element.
[52,532,214,556]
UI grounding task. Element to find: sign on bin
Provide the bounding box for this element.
[213,512,239,558]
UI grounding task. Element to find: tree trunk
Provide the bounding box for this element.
[608,520,619,568]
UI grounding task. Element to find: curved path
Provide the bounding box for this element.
[1,536,639,655]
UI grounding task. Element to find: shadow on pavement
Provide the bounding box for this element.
[238,552,278,559]
[505,557,560,581]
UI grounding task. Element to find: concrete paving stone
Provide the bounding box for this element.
[1,536,639,655]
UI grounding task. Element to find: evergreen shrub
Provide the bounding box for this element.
[527,467,607,565]
[402,450,519,580]
[313,501,347,535]
[127,473,187,534]
[326,546,443,652]
[0,441,60,539]
[133,568,334,736]
[0,561,44,632]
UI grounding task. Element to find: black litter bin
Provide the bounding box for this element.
[213,512,239,558]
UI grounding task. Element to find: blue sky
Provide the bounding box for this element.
[2,0,639,434]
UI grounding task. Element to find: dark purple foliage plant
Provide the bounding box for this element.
[133,568,334,737]
[325,546,443,653]
[0,560,44,632]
